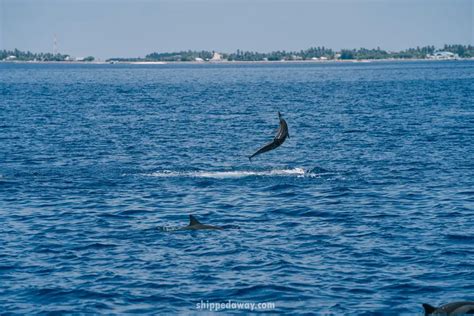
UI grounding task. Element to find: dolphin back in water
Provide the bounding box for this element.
[249,112,290,161]
[158,215,240,231]
[183,215,223,230]
[423,301,474,315]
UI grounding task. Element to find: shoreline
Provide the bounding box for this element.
[1,58,472,65]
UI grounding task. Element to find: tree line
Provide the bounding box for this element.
[2,45,473,62]
[112,44,474,62]
[0,49,94,62]
[338,45,474,60]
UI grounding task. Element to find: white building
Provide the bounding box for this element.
[312,56,328,61]
[427,51,459,60]
[210,52,223,62]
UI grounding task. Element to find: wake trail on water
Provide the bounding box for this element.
[147,167,321,179]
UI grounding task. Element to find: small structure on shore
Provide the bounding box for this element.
[210,52,223,62]
[427,51,459,60]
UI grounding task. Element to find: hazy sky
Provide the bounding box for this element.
[0,0,472,59]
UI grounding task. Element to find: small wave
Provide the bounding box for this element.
[267,183,298,191]
[148,168,310,179]
[72,243,117,251]
[118,209,150,216]
[445,234,474,243]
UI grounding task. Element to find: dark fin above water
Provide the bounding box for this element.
[189,215,201,226]
[422,304,437,315]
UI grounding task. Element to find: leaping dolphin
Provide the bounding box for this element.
[158,215,240,231]
[248,112,290,161]
[423,302,474,315]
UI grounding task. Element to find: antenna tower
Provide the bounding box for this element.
[53,34,58,55]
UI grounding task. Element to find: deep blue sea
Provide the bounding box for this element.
[1,61,473,314]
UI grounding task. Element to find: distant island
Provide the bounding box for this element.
[1,44,473,63]
[0,49,95,62]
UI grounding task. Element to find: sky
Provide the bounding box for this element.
[0,0,472,60]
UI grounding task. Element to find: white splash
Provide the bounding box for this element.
[149,168,307,179]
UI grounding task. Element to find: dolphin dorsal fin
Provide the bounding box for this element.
[189,215,201,226]
[422,304,437,315]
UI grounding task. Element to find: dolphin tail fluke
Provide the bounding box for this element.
[248,155,252,162]
[422,304,436,315]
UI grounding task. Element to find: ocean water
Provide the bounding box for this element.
[0,61,473,314]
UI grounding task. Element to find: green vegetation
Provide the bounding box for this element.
[82,56,95,62]
[120,46,335,62]
[0,49,94,62]
[145,50,213,61]
[340,47,389,60]
[2,44,474,63]
[441,44,474,57]
[223,50,269,61]
[339,45,474,60]
[221,47,335,61]
[111,44,473,62]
